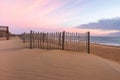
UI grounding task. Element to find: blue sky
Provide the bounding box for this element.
[0,0,120,35]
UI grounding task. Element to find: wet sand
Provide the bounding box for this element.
[0,37,120,80]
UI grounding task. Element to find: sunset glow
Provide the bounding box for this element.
[0,0,120,35]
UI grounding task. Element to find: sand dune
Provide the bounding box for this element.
[0,37,120,80]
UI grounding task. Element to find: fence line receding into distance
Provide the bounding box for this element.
[21,31,90,53]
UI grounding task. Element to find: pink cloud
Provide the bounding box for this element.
[0,0,72,28]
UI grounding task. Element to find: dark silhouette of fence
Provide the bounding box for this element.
[21,30,90,53]
[0,26,9,40]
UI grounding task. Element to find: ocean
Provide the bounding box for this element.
[90,36,120,46]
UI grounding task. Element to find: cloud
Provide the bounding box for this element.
[0,0,83,31]
[108,32,120,36]
[78,18,120,30]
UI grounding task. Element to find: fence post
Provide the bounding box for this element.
[30,30,33,49]
[62,31,65,50]
[23,32,26,43]
[58,33,61,46]
[47,32,48,49]
[87,32,90,54]
[33,31,35,48]
[6,27,9,40]
[38,32,40,48]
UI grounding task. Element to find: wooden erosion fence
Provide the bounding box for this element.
[21,30,90,53]
[0,26,9,40]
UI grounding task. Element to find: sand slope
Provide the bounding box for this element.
[0,37,120,80]
[91,43,120,63]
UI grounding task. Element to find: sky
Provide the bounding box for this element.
[0,0,120,35]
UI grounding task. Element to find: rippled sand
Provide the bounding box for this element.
[0,37,120,80]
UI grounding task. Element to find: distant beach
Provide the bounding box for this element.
[90,36,120,64]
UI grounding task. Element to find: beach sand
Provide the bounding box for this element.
[0,37,120,80]
[0,37,7,41]
[91,43,120,64]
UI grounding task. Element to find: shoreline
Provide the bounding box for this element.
[90,42,120,48]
